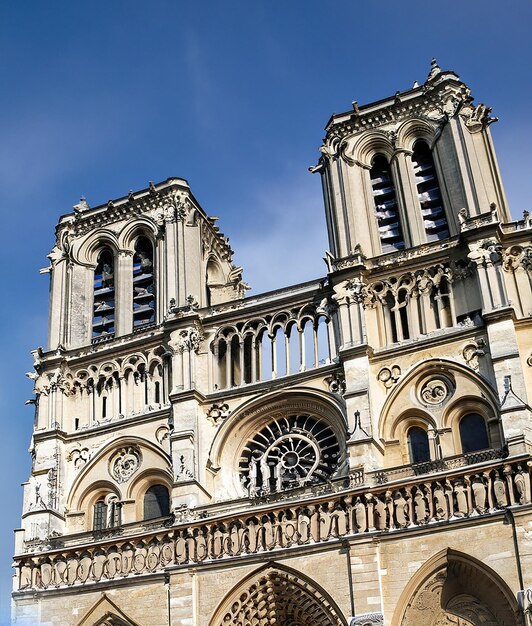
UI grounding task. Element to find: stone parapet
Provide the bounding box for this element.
[13,456,531,593]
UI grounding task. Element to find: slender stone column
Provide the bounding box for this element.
[116,250,133,336]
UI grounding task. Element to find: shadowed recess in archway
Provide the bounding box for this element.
[400,550,521,626]
[212,567,346,626]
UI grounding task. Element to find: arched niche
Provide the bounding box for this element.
[378,359,500,463]
[391,549,522,626]
[208,562,347,626]
[117,217,158,251]
[207,388,348,499]
[205,255,226,306]
[66,436,172,529]
[126,467,173,521]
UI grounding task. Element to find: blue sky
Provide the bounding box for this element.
[1,1,531,622]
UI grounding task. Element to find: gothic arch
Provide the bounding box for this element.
[126,466,173,520]
[66,435,172,516]
[206,255,226,284]
[75,592,140,626]
[118,216,158,251]
[208,562,348,626]
[396,117,438,152]
[207,388,348,498]
[391,548,522,626]
[76,229,121,266]
[345,130,394,168]
[378,359,499,443]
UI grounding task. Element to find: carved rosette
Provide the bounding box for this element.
[377,365,401,389]
[418,376,454,406]
[206,403,230,425]
[110,446,142,483]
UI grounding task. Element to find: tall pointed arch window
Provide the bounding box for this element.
[412,141,449,241]
[133,237,155,328]
[407,426,430,464]
[370,155,404,251]
[92,248,115,338]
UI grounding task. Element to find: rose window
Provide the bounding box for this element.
[239,414,341,496]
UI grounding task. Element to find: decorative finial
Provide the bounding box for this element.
[73,197,90,213]
[427,57,442,81]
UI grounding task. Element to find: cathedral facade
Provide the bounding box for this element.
[12,62,532,626]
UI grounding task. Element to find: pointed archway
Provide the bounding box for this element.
[75,593,140,626]
[393,549,522,626]
[209,563,347,626]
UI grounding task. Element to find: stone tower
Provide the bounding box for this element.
[13,62,532,626]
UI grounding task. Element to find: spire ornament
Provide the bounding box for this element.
[426,57,442,81]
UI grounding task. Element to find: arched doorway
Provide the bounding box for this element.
[209,564,347,626]
[395,549,522,626]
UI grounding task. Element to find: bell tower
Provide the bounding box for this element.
[314,60,510,260]
[45,177,247,351]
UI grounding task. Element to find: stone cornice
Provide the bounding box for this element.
[55,177,234,264]
[324,73,465,142]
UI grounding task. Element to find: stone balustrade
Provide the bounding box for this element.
[14,457,532,592]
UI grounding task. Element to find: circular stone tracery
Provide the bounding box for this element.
[239,414,341,496]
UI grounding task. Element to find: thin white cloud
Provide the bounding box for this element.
[231,175,329,294]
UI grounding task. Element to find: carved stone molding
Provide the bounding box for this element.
[502,244,532,273]
[377,365,401,389]
[468,238,503,266]
[462,339,486,371]
[325,371,346,396]
[175,453,194,481]
[167,294,200,318]
[212,568,345,626]
[67,447,91,470]
[206,403,230,425]
[109,446,141,483]
[418,377,453,406]
[155,426,170,445]
[170,322,204,354]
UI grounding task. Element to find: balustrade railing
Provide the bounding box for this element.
[371,447,508,484]
[14,457,531,591]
